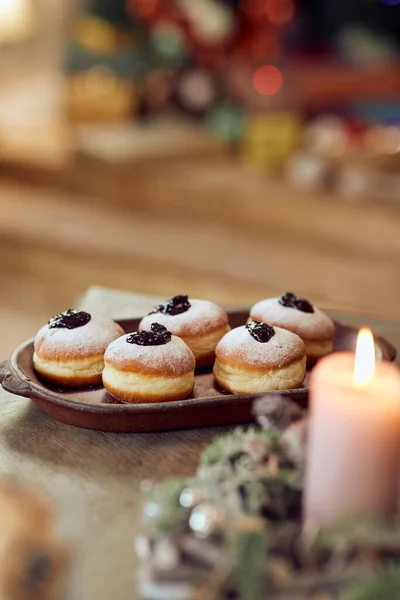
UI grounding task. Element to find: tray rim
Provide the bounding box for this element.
[1,313,397,413]
[1,342,301,415]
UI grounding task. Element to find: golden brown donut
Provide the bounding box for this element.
[102,323,196,403]
[33,309,124,387]
[249,293,334,362]
[213,322,306,394]
[139,295,230,368]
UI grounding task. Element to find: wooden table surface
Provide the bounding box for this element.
[0,288,399,600]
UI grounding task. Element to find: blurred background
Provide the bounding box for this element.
[0,0,400,357]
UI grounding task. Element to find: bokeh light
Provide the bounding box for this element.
[253,65,283,96]
[0,0,33,43]
[187,0,234,46]
[151,20,187,63]
[264,0,295,25]
[178,71,216,112]
[129,0,158,17]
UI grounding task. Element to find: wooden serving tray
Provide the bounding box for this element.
[0,311,396,433]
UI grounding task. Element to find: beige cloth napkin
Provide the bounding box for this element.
[77,286,164,319]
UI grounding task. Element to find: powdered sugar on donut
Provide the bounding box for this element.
[34,318,125,360]
[250,298,334,341]
[104,334,195,377]
[139,299,228,337]
[216,325,305,370]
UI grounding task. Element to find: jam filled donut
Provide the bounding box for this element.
[33,309,125,387]
[213,321,306,394]
[102,323,195,403]
[139,295,230,368]
[249,293,335,363]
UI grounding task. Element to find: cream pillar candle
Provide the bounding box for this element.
[305,329,400,527]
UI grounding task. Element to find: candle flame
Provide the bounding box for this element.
[354,328,375,385]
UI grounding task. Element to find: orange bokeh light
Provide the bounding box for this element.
[130,0,158,17]
[264,0,295,25]
[253,65,283,96]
